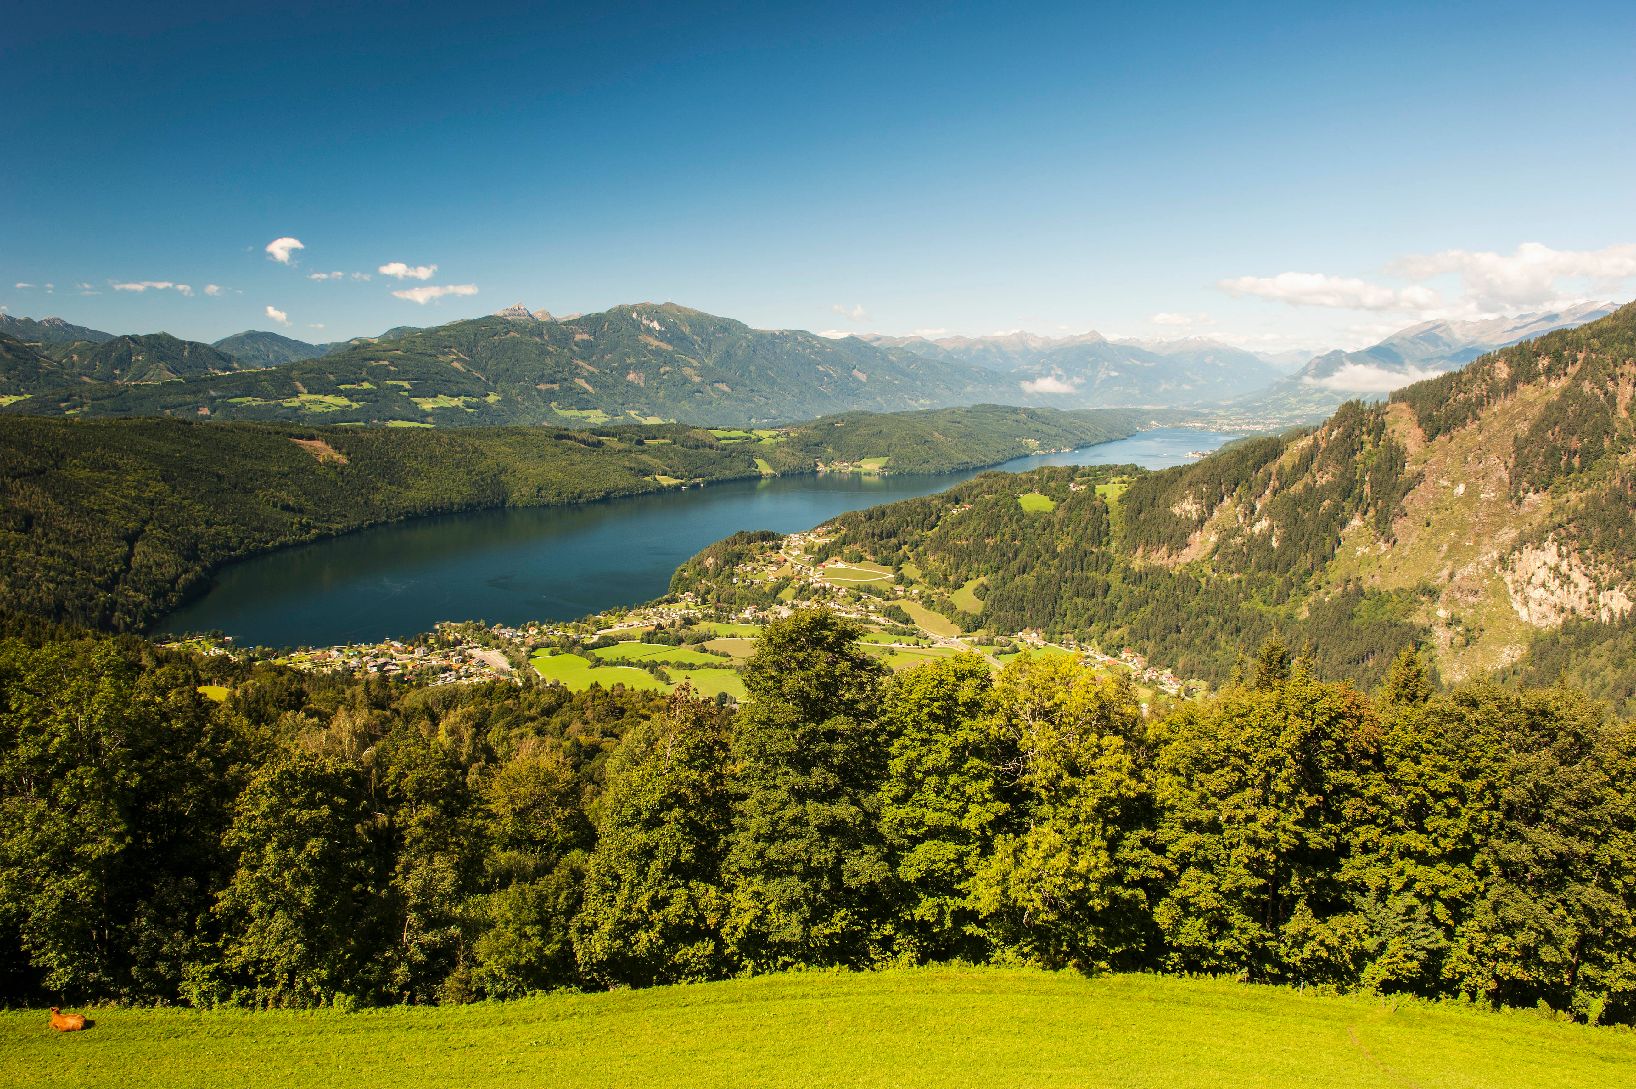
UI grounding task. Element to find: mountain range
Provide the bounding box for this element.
[1230,302,1617,422]
[855,329,1291,405]
[1,304,1015,427]
[1,300,1624,429]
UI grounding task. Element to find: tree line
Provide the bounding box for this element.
[4,611,1633,1024]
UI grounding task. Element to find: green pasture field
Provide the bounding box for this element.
[529,651,668,692]
[672,666,748,702]
[699,622,763,637]
[7,967,1630,1089]
[592,642,725,667]
[819,561,894,587]
[950,577,985,613]
[1018,491,1056,512]
[703,637,758,660]
[893,599,962,638]
[861,644,964,670]
[994,643,1078,666]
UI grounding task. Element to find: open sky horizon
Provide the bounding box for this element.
[3,0,1634,352]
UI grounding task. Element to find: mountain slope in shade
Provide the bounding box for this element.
[0,332,71,399]
[6,303,1018,427]
[49,333,253,384]
[213,329,342,367]
[1232,302,1618,422]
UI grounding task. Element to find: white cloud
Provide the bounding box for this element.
[392,283,478,305]
[265,305,290,326]
[1218,272,1440,312]
[112,280,193,296]
[44,283,54,293]
[379,261,437,280]
[1391,242,1636,311]
[13,282,33,289]
[351,271,372,281]
[1306,363,1448,395]
[308,323,326,330]
[831,303,869,322]
[1152,311,1213,327]
[308,271,345,281]
[265,237,304,264]
[1019,374,1082,395]
[815,330,853,339]
[204,284,224,297]
[76,282,101,296]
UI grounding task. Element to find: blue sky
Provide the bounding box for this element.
[3,0,1634,350]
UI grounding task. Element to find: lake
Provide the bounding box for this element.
[155,427,1241,647]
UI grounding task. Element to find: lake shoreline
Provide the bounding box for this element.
[155,427,1242,647]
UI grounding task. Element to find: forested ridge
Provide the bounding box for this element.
[4,611,1634,1026]
[677,460,1429,689]
[0,406,1143,633]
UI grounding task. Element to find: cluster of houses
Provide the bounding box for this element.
[281,637,515,686]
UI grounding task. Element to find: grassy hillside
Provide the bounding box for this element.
[6,968,1629,1089]
[5,303,1018,428]
[0,407,1143,632]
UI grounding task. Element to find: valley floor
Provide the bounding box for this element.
[7,967,1631,1089]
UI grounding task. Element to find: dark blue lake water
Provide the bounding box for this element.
[155,428,1240,647]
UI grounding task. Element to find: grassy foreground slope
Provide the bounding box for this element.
[6,969,1630,1089]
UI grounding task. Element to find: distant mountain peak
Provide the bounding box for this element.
[495,303,556,322]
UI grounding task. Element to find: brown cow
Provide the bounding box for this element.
[49,1007,90,1032]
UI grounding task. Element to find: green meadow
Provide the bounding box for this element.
[818,560,895,587]
[528,650,668,692]
[591,641,725,666]
[531,648,748,701]
[8,968,1630,1089]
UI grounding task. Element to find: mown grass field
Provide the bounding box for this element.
[818,561,895,587]
[7,968,1631,1089]
[950,577,985,613]
[591,642,726,667]
[893,599,962,637]
[528,651,668,692]
[530,650,747,700]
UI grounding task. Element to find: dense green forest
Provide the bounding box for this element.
[4,611,1632,1025]
[0,407,1143,632]
[1,304,1018,427]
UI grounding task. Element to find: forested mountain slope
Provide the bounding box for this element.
[0,313,114,349]
[0,406,1142,632]
[5,304,1018,427]
[212,329,340,367]
[0,334,68,401]
[678,303,1636,703]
